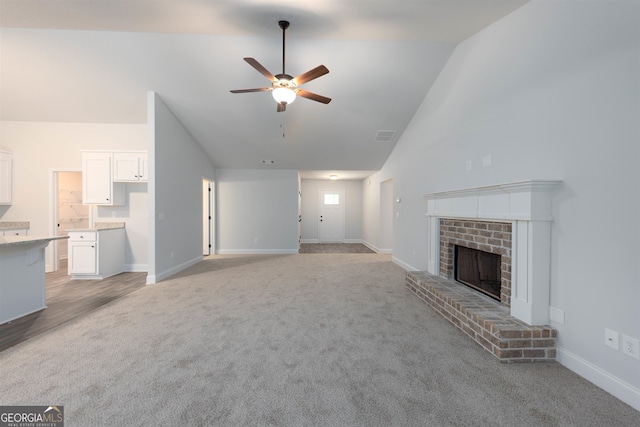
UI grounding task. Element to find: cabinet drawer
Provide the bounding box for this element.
[68,232,97,242]
[2,229,27,236]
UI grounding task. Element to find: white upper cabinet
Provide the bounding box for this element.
[113,151,148,182]
[82,152,124,205]
[0,150,12,205]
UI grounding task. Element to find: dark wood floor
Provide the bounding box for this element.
[0,261,146,353]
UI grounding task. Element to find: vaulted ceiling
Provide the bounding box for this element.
[0,0,529,179]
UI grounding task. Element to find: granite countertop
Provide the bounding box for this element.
[69,222,126,232]
[0,235,68,247]
[0,221,30,230]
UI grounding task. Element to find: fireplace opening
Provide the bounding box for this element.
[454,245,501,301]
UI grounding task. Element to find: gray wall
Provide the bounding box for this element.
[147,92,216,282]
[364,0,639,409]
[217,169,299,253]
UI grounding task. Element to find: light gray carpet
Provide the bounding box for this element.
[0,254,637,426]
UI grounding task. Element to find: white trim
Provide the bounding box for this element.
[557,347,640,412]
[217,249,299,255]
[300,239,319,244]
[425,179,561,222]
[146,255,202,284]
[392,256,418,272]
[124,263,148,272]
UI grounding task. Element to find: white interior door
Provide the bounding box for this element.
[319,189,345,243]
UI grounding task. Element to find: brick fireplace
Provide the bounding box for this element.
[406,180,561,362]
[440,219,512,305]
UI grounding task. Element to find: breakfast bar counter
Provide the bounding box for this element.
[0,235,68,324]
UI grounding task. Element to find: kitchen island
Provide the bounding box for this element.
[0,235,68,324]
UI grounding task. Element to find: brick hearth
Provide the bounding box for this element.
[406,271,557,363]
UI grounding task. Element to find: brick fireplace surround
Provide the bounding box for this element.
[407,181,561,362]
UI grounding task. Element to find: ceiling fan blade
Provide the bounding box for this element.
[297,89,331,104]
[293,65,329,85]
[244,58,276,81]
[277,103,286,113]
[230,88,271,93]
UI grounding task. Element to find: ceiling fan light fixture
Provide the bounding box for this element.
[271,76,296,105]
[272,86,296,105]
[230,20,330,111]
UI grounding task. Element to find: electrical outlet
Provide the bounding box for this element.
[621,335,640,360]
[604,329,619,350]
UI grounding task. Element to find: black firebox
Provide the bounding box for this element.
[454,245,501,301]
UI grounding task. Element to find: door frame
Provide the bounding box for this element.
[49,168,83,272]
[203,178,215,255]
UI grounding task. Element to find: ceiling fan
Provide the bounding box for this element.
[230,20,331,112]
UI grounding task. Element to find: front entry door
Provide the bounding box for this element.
[319,189,345,242]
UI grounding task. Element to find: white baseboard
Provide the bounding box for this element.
[556,347,640,411]
[391,256,419,272]
[146,255,202,284]
[300,239,319,243]
[124,264,148,272]
[217,249,299,255]
[361,240,393,254]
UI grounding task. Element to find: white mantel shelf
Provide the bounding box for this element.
[423,179,562,326]
[424,180,562,222]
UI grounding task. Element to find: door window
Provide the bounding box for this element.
[323,193,340,205]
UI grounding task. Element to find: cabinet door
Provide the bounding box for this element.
[114,152,143,182]
[83,153,113,204]
[68,242,97,274]
[137,153,148,182]
[0,151,12,205]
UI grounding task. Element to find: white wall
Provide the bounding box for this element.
[0,121,148,270]
[366,0,640,409]
[217,169,299,254]
[147,93,216,282]
[300,179,364,243]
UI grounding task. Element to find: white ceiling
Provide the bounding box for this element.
[0,0,529,180]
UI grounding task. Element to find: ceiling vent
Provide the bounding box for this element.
[375,130,396,142]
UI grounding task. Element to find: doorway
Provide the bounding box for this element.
[318,189,345,243]
[50,170,89,272]
[379,179,393,253]
[203,179,215,255]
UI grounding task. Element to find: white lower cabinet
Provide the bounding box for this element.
[68,228,124,279]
